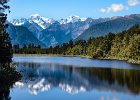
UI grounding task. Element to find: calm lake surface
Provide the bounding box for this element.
[10,56,140,100]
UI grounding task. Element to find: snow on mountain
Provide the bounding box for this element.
[67,15,80,23]
[29,14,55,29]
[11,14,55,29]
[81,18,87,21]
[11,18,28,26]
[11,14,88,29]
[59,15,87,24]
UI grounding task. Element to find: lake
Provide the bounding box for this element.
[9,56,140,100]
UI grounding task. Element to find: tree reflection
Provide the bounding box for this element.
[0,62,21,100]
[76,67,140,94]
[15,62,140,95]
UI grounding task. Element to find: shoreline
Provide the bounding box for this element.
[13,54,140,65]
[13,54,91,58]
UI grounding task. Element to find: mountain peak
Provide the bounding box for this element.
[59,15,87,24]
[67,15,88,22]
[29,14,44,21]
[28,14,55,29]
[67,15,80,23]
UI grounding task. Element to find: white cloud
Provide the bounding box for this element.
[128,0,139,6]
[100,4,128,13]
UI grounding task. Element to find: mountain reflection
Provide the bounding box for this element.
[15,62,140,95]
[0,63,21,100]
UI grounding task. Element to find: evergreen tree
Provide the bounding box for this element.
[0,0,12,62]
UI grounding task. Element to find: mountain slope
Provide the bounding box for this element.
[7,24,45,47]
[40,22,72,47]
[77,14,140,40]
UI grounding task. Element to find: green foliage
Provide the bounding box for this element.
[128,34,140,61]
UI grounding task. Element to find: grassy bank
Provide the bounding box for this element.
[14,54,64,56]
[98,57,140,65]
[13,54,91,58]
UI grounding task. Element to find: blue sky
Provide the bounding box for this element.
[8,0,140,20]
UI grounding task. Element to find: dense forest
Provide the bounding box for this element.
[13,25,140,64]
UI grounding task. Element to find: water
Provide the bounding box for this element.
[13,56,140,70]
[8,56,140,100]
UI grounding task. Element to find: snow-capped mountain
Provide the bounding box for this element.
[8,14,140,47]
[9,14,95,47]
[28,14,55,29]
[11,14,55,29]
[11,14,87,29]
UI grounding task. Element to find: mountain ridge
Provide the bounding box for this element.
[8,14,140,47]
[76,14,140,40]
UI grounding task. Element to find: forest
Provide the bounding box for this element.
[13,24,140,64]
